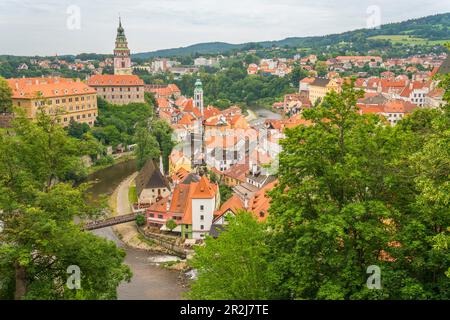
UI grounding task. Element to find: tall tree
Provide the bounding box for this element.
[0,112,131,299]
[151,120,175,173]
[134,126,160,170]
[186,212,274,300]
[268,81,450,299]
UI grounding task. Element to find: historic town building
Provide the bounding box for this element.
[86,18,145,105]
[7,77,98,127]
[114,18,132,75]
[86,74,145,105]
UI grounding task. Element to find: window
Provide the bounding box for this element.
[149,214,154,218]
[200,215,204,221]
[158,215,163,219]
[200,225,204,230]
[200,205,204,211]
[259,211,265,218]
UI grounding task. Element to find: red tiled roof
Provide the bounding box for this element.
[192,176,216,199]
[87,74,144,86]
[7,77,96,99]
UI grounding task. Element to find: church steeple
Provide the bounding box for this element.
[114,17,132,75]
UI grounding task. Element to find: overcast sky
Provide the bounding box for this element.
[1,0,449,56]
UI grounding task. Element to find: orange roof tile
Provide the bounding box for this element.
[7,77,96,99]
[87,74,144,86]
[215,194,245,219]
[192,176,216,199]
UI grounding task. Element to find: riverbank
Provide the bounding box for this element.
[88,152,136,175]
[109,172,192,273]
[109,172,157,251]
[87,159,186,299]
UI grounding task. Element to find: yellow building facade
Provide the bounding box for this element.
[308,78,341,105]
[7,77,98,127]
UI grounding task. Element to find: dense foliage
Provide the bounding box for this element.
[91,97,154,147]
[175,62,296,109]
[0,112,131,299]
[188,81,450,300]
[133,125,160,170]
[187,212,274,299]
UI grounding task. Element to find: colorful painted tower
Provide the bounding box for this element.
[114,17,132,75]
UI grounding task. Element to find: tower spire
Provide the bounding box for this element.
[113,15,132,75]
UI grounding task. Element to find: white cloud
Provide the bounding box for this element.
[0,0,449,55]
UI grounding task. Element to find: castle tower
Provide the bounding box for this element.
[194,78,204,116]
[114,17,132,75]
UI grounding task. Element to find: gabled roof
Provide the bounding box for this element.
[223,163,249,182]
[247,180,277,222]
[135,160,170,197]
[192,176,216,199]
[178,113,196,125]
[214,194,244,221]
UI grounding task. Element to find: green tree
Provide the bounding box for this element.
[166,219,177,232]
[290,65,308,85]
[136,214,146,227]
[134,126,160,170]
[66,120,90,139]
[219,184,233,203]
[151,120,175,173]
[0,112,131,299]
[268,82,450,299]
[186,212,274,299]
[315,61,328,77]
[0,76,12,112]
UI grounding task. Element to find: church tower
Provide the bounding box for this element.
[194,78,204,116]
[114,17,132,75]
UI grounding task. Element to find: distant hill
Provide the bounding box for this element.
[133,12,450,59]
